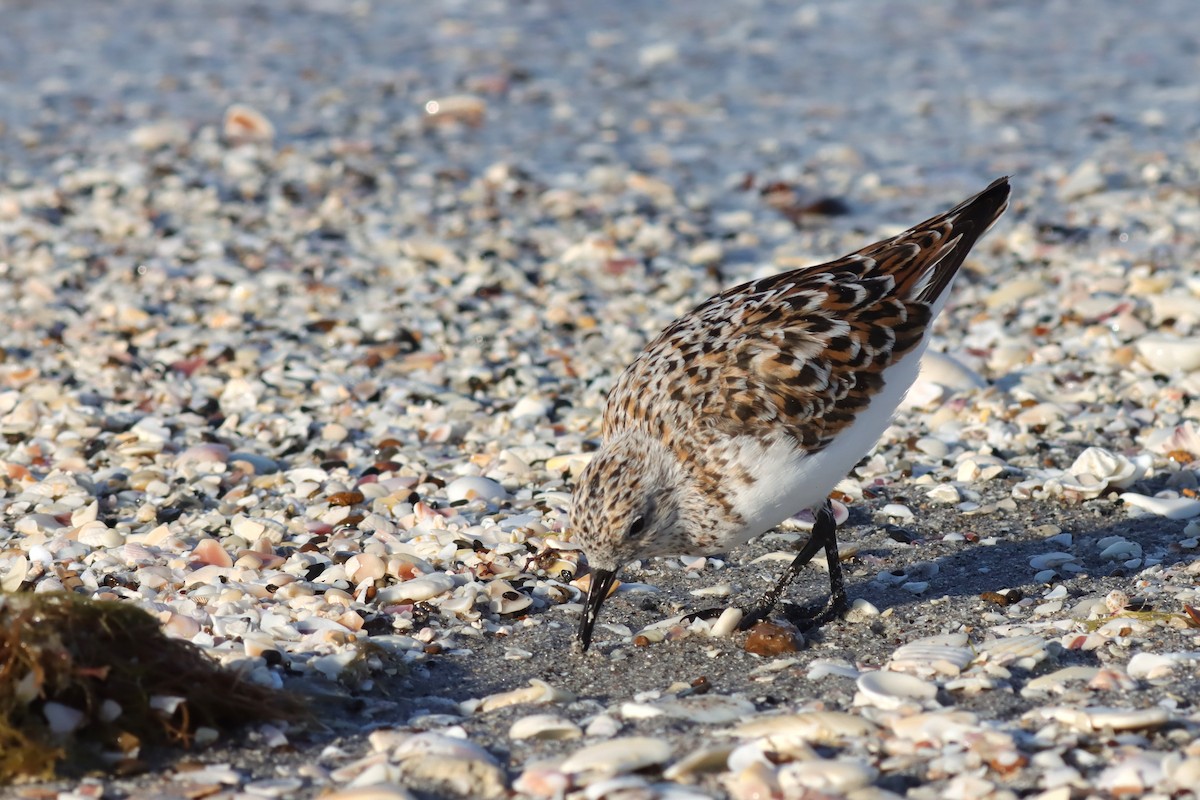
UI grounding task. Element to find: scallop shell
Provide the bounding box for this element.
[888,640,974,677]
[974,635,1050,669]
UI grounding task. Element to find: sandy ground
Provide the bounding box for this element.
[3,0,1200,797]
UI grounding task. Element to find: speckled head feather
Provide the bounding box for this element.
[572,178,1010,650]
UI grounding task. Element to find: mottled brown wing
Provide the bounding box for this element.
[603,177,1010,451]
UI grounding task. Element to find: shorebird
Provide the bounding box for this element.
[571,178,1010,650]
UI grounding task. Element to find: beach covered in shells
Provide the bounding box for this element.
[2,0,1200,797]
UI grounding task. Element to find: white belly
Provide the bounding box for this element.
[727,341,928,545]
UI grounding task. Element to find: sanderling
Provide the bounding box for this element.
[572,177,1011,650]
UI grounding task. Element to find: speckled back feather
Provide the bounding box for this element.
[602,177,1010,454]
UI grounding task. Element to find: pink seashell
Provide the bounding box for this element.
[191,538,233,568]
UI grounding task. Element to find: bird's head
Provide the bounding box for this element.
[569,430,686,651]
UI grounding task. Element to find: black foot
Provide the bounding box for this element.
[680,606,727,624]
[737,498,847,630]
[779,592,850,632]
[684,499,850,632]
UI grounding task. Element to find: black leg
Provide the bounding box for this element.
[738,499,842,630]
[790,510,850,631]
[682,499,850,629]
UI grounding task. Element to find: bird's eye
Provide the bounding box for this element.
[628,516,645,537]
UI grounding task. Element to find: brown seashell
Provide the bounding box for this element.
[327,490,365,506]
[744,621,800,656]
[223,103,275,144]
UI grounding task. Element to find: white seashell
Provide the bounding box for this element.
[485,579,533,615]
[1026,706,1170,733]
[1127,652,1191,681]
[1029,552,1077,571]
[722,762,779,800]
[508,714,582,741]
[77,520,123,548]
[985,278,1044,310]
[919,350,988,390]
[1,556,29,592]
[1167,757,1200,793]
[512,766,570,799]
[777,758,877,793]
[731,711,876,743]
[708,607,743,638]
[1066,447,1140,492]
[1144,422,1200,459]
[176,442,232,465]
[243,779,304,798]
[854,670,938,710]
[445,476,510,504]
[844,598,880,622]
[473,679,575,713]
[662,745,735,780]
[915,437,949,459]
[886,709,980,742]
[651,694,756,725]
[1134,333,1200,372]
[783,499,850,531]
[423,94,487,126]
[689,582,729,597]
[880,503,914,520]
[889,641,974,677]
[377,573,456,604]
[1119,492,1200,519]
[1098,539,1141,561]
[545,453,593,476]
[1021,666,1101,696]
[926,483,961,504]
[390,733,506,798]
[1096,754,1164,797]
[346,554,387,583]
[806,659,861,680]
[559,736,672,782]
[584,714,621,738]
[975,635,1049,668]
[943,675,998,694]
[619,701,662,720]
[224,103,275,143]
[581,776,652,800]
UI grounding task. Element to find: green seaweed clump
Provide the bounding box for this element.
[0,591,304,783]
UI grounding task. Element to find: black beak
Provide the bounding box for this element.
[577,568,617,651]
